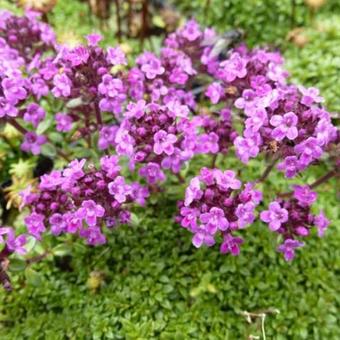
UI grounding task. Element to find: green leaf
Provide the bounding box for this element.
[52,243,72,257]
[9,258,26,272]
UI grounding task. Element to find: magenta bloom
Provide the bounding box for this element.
[260,201,289,231]
[293,185,317,207]
[77,200,105,227]
[184,177,203,206]
[200,207,229,233]
[214,169,241,191]
[181,20,201,41]
[108,176,131,204]
[235,202,256,228]
[314,211,329,237]
[220,234,244,256]
[106,46,127,65]
[270,112,298,141]
[137,52,165,79]
[277,239,304,261]
[39,170,63,190]
[205,82,223,104]
[0,227,27,255]
[138,163,165,184]
[85,33,102,46]
[153,130,177,156]
[21,132,46,155]
[52,73,72,97]
[24,212,46,239]
[23,103,45,128]
[234,136,260,163]
[1,77,27,104]
[55,113,73,132]
[300,87,323,107]
[192,232,215,248]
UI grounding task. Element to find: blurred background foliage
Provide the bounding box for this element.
[0,0,339,339]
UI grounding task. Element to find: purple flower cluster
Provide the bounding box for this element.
[260,185,329,260]
[0,11,55,63]
[176,168,262,255]
[0,11,56,154]
[116,100,203,182]
[21,157,148,245]
[0,227,27,255]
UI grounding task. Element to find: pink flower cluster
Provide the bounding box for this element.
[176,168,262,255]
[21,157,148,245]
[260,185,329,260]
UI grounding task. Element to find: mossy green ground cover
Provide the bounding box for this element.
[0,1,339,338]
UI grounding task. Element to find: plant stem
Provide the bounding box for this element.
[8,118,71,163]
[211,154,218,168]
[176,173,185,183]
[95,104,103,127]
[279,168,339,198]
[257,157,278,183]
[7,118,28,134]
[114,0,122,42]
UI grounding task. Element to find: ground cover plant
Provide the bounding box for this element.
[0,1,339,339]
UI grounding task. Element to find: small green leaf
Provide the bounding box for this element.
[9,258,26,272]
[52,243,72,257]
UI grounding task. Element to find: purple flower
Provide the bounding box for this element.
[49,213,67,235]
[245,109,267,132]
[80,226,106,245]
[66,46,90,66]
[270,112,298,141]
[138,163,165,184]
[234,135,260,163]
[200,207,229,233]
[39,170,63,190]
[107,46,127,65]
[55,113,73,132]
[25,212,46,239]
[52,73,72,97]
[220,52,248,82]
[235,202,256,228]
[205,82,223,104]
[181,20,201,42]
[98,75,124,98]
[192,232,215,248]
[77,200,105,227]
[108,176,131,203]
[125,100,146,119]
[137,52,165,79]
[1,77,27,104]
[294,137,323,165]
[0,97,18,118]
[63,159,86,181]
[86,33,102,46]
[277,156,301,178]
[154,130,177,156]
[220,234,244,256]
[277,239,304,261]
[214,169,241,191]
[98,125,118,150]
[314,211,329,237]
[23,103,46,128]
[184,177,203,206]
[100,155,121,179]
[293,185,317,207]
[31,76,49,99]
[300,87,323,107]
[0,227,26,255]
[180,207,200,229]
[21,132,46,155]
[260,201,289,231]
